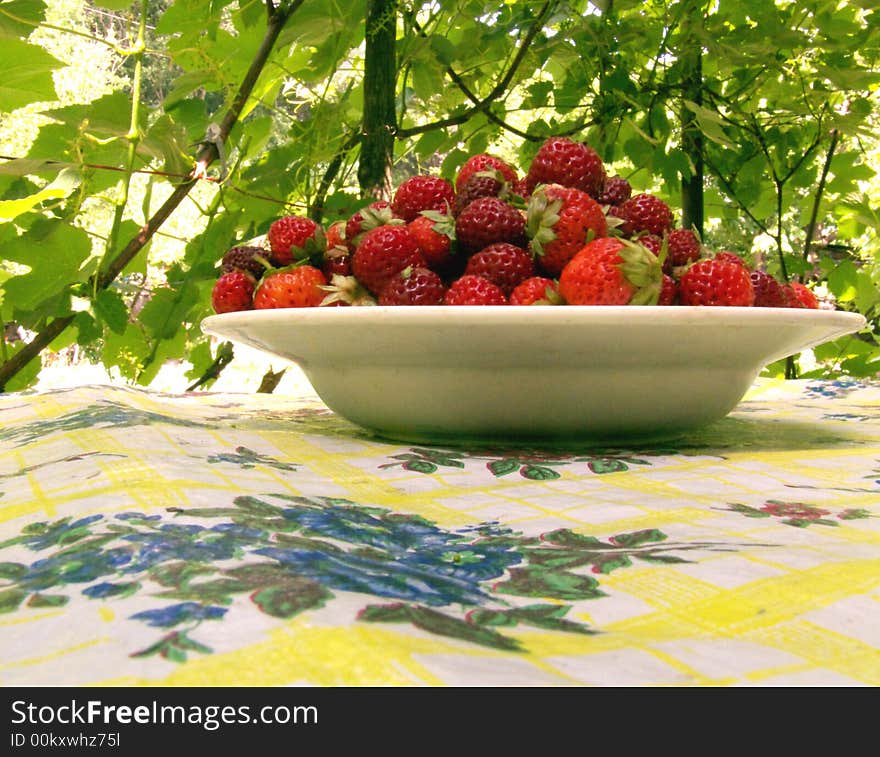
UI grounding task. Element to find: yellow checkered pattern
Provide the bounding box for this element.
[1,378,878,686]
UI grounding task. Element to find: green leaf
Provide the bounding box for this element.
[403,460,438,474]
[0,37,61,110]
[26,593,69,608]
[0,1,46,40]
[0,168,80,221]
[610,529,667,548]
[93,289,129,335]
[539,529,603,549]
[498,566,605,601]
[251,580,332,619]
[521,465,561,481]
[0,562,27,580]
[488,458,520,477]
[3,219,90,312]
[0,587,27,613]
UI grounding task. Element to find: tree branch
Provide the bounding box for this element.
[396,1,556,140]
[0,1,303,392]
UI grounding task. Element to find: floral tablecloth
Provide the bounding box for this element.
[1,378,878,687]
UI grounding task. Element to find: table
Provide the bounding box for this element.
[1,378,878,687]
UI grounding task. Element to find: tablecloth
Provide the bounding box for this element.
[1,377,878,687]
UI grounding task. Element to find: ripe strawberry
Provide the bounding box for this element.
[253,265,327,309]
[464,242,535,295]
[750,270,787,308]
[509,276,563,306]
[558,237,663,306]
[267,215,326,266]
[679,258,755,306]
[781,283,805,309]
[220,245,270,278]
[453,173,505,216]
[525,136,606,198]
[667,228,702,267]
[326,220,346,249]
[790,282,819,309]
[658,273,678,306]
[597,175,632,206]
[211,270,256,314]
[378,266,447,306]
[391,175,455,222]
[634,233,663,258]
[444,274,508,305]
[408,211,455,269]
[713,250,748,267]
[345,200,402,252]
[320,220,352,278]
[527,184,608,276]
[455,196,527,254]
[455,153,518,192]
[352,224,425,294]
[616,193,674,237]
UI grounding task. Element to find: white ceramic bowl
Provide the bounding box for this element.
[202,306,866,443]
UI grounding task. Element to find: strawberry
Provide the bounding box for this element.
[509,276,563,306]
[464,242,535,295]
[525,136,606,198]
[351,224,425,294]
[781,283,805,309]
[345,200,402,252]
[408,211,455,269]
[320,220,352,278]
[378,266,447,306]
[750,270,787,308]
[616,193,674,237]
[597,175,632,206]
[325,220,347,249]
[455,196,527,254]
[220,245,270,279]
[444,274,508,305]
[713,250,748,267]
[253,265,327,309]
[453,173,505,216]
[526,184,608,276]
[391,175,455,222]
[558,237,663,306]
[455,153,518,192]
[211,270,256,314]
[658,273,678,306]
[679,258,755,306]
[790,282,819,309]
[667,228,702,267]
[266,215,326,267]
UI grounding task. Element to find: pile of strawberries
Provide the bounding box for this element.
[211,136,820,312]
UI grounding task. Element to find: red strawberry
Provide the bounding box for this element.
[781,284,805,309]
[378,266,447,306]
[658,273,678,306]
[345,200,402,252]
[267,215,326,266]
[750,270,787,308]
[713,251,748,267]
[597,175,632,206]
[679,258,755,306]
[455,153,518,192]
[444,274,508,305]
[391,175,455,222]
[616,193,674,237]
[790,282,819,309]
[408,211,455,269]
[321,220,352,278]
[253,265,327,309]
[509,276,563,306]
[221,245,270,278]
[352,224,425,294]
[525,136,606,198]
[464,242,535,295]
[634,233,663,258]
[558,237,663,306]
[453,173,505,216]
[455,196,527,254]
[326,220,346,249]
[211,270,256,314]
[667,228,702,267]
[527,184,608,276]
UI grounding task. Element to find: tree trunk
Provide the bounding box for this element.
[679,3,704,237]
[358,0,398,200]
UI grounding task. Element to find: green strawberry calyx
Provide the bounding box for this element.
[525,186,563,257]
[289,224,327,263]
[617,238,663,306]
